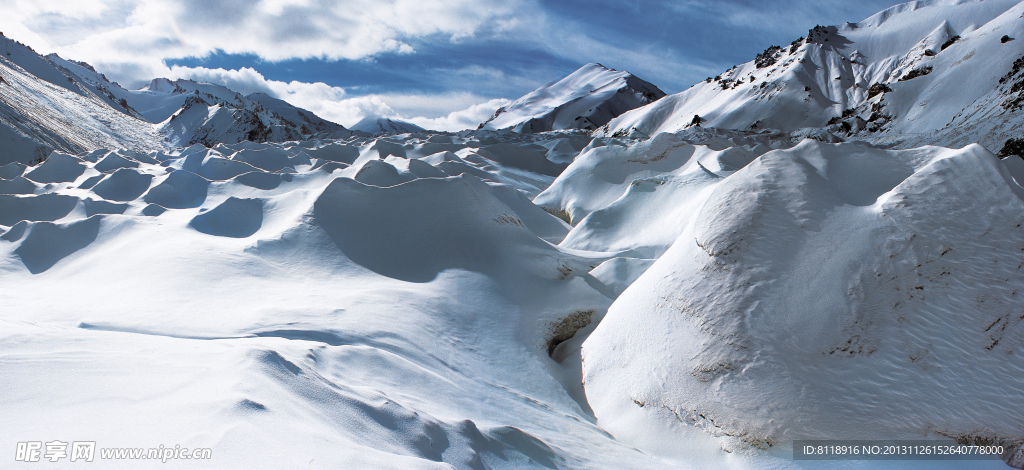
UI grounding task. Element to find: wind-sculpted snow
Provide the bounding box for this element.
[0,130,667,469]
[4,125,1022,468]
[581,139,1024,464]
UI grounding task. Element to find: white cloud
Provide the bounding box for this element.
[1,0,738,131]
[0,0,537,86]
[153,64,503,132]
[0,0,535,132]
[158,65,381,126]
[404,98,510,132]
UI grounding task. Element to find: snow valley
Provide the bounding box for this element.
[2,0,1024,469]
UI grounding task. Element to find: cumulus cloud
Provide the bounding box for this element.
[404,98,511,132]
[154,64,503,131]
[3,0,533,73]
[0,0,533,132]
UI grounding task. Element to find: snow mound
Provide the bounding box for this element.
[143,170,210,209]
[2,124,1023,469]
[349,159,415,187]
[189,197,264,238]
[0,162,28,179]
[582,139,1024,455]
[91,168,153,202]
[0,177,36,195]
[23,153,86,183]
[0,194,78,226]
[94,153,140,173]
[3,216,102,274]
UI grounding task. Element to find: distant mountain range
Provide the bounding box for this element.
[0,32,350,165]
[2,0,1023,166]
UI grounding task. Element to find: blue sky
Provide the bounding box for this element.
[0,0,906,130]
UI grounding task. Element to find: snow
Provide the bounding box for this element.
[582,139,1024,462]
[1,131,652,469]
[0,124,52,167]
[91,168,155,202]
[3,1,1024,469]
[3,40,348,166]
[23,152,87,183]
[247,93,345,135]
[189,196,264,238]
[2,123,1021,469]
[43,55,350,148]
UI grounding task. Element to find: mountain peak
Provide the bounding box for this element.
[350,116,425,135]
[479,63,665,133]
[141,78,185,94]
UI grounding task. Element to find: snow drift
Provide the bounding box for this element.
[581,140,1024,458]
[3,124,1022,468]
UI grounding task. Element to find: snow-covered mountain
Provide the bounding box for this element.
[0,35,348,165]
[0,33,164,166]
[49,55,349,147]
[600,0,1024,153]
[349,116,426,135]
[479,63,665,133]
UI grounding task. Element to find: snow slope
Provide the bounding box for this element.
[600,0,1024,152]
[479,63,665,133]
